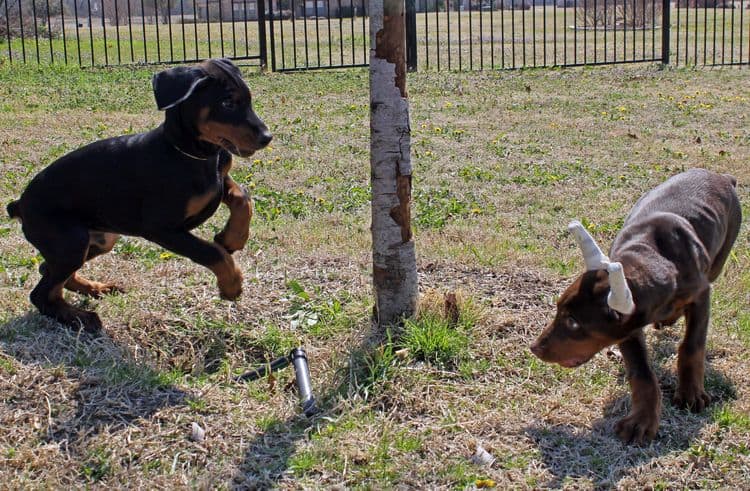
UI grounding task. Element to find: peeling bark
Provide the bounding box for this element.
[375,0,407,98]
[389,172,412,243]
[370,0,417,328]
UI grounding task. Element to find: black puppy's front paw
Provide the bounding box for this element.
[214,230,248,254]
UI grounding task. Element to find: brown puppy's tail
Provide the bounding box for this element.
[7,200,21,221]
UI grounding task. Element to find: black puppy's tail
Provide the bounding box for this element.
[6,200,21,221]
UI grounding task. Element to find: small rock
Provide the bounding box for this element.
[190,422,206,443]
[471,443,495,467]
[395,348,410,360]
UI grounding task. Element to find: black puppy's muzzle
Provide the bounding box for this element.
[256,127,272,147]
[246,110,272,149]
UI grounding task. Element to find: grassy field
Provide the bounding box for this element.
[0,63,749,489]
[2,6,749,70]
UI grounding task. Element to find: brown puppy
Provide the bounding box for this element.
[531,169,741,444]
[7,58,272,332]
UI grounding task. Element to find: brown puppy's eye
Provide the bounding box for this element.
[568,317,580,331]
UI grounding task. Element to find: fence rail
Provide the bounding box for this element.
[1,0,268,65]
[1,0,749,69]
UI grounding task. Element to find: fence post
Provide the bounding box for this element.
[661,0,670,65]
[257,0,268,70]
[406,0,417,72]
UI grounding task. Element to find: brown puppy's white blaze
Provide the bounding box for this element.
[530,270,628,368]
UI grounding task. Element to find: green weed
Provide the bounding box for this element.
[713,404,750,431]
[414,186,486,229]
[81,447,113,482]
[401,313,469,368]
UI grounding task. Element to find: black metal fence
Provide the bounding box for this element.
[1,0,748,69]
[0,0,268,65]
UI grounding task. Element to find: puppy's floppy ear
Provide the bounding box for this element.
[152,66,209,110]
[205,57,241,73]
[203,57,244,86]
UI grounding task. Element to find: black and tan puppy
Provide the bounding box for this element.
[531,169,741,444]
[7,58,271,331]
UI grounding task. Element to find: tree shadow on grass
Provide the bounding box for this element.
[0,312,187,451]
[232,321,386,489]
[525,327,737,489]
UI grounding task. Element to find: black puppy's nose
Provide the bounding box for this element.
[258,130,273,147]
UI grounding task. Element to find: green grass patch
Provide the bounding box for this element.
[81,447,113,482]
[414,186,486,229]
[401,313,469,368]
[0,64,154,113]
[1,63,749,490]
[713,404,750,431]
[0,357,16,375]
[399,292,484,369]
[114,237,179,268]
[250,324,298,357]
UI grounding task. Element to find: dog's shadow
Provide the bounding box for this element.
[0,312,187,449]
[526,327,737,488]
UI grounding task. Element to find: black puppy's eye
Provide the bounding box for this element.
[567,317,580,331]
[221,99,236,110]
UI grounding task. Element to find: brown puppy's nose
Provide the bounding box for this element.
[530,341,543,358]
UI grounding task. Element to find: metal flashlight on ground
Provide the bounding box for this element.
[237,347,318,418]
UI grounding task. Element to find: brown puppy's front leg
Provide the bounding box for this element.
[674,288,711,412]
[148,230,242,300]
[614,331,661,444]
[214,176,252,254]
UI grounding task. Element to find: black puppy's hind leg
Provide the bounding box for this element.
[674,288,711,413]
[26,220,103,331]
[64,232,123,297]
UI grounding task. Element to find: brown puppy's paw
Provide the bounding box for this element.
[673,386,711,413]
[614,409,659,444]
[217,266,243,301]
[214,229,248,254]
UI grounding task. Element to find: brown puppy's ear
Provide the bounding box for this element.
[152,66,208,110]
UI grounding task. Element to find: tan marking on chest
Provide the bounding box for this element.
[219,154,233,178]
[186,189,218,218]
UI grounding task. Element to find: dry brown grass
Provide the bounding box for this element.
[0,63,748,489]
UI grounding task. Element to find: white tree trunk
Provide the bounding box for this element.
[370,0,418,328]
